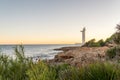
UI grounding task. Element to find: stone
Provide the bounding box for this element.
[48,46,109,67]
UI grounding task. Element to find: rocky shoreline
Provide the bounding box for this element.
[48,46,109,67]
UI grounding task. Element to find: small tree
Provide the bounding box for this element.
[114,24,120,45]
[116,24,120,33]
[97,39,105,46]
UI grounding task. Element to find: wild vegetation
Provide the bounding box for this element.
[106,24,120,60]
[0,45,119,80]
[83,39,105,47]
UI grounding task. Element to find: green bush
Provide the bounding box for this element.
[106,47,117,59]
[0,45,30,80]
[83,39,105,47]
[105,34,115,44]
[98,39,105,46]
[106,46,120,59]
[54,62,119,80]
[113,24,120,45]
[81,62,118,80]
[113,33,120,45]
[105,24,120,62]
[27,62,56,80]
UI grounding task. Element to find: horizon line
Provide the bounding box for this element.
[0,43,76,45]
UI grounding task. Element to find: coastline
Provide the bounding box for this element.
[49,46,109,67]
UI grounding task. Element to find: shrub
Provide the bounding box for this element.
[113,24,120,45]
[27,62,57,80]
[113,33,120,45]
[0,45,31,80]
[81,62,118,80]
[97,39,105,46]
[55,62,119,80]
[58,67,81,80]
[106,47,117,59]
[83,39,105,47]
[105,34,115,44]
[106,46,120,59]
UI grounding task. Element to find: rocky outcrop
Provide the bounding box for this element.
[49,46,109,67]
[54,47,79,52]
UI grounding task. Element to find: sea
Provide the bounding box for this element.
[0,44,79,60]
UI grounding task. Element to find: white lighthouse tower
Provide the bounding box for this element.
[81,27,86,45]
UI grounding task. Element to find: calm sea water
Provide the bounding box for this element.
[0,44,77,60]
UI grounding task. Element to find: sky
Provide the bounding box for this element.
[0,0,120,44]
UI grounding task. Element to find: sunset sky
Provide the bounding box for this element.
[0,0,120,44]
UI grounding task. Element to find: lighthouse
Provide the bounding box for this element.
[81,27,86,44]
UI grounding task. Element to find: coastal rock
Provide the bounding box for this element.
[50,46,109,67]
[54,47,79,52]
[54,51,74,62]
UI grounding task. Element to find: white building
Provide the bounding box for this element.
[81,27,86,44]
